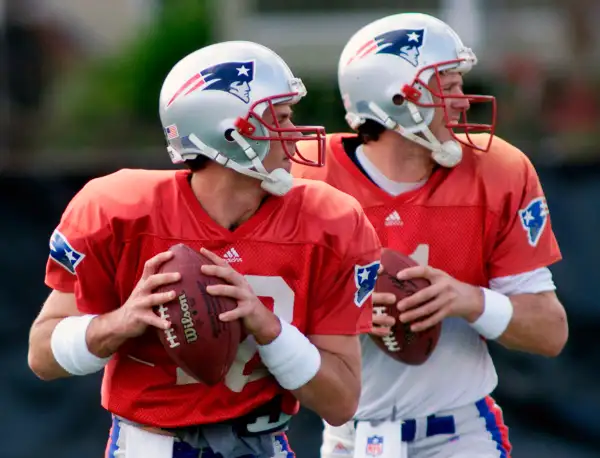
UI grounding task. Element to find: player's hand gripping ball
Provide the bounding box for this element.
[154,243,241,385]
[370,248,441,365]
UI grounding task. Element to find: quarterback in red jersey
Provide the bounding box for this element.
[28,41,381,458]
[292,13,567,458]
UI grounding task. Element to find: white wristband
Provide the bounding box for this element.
[50,314,111,376]
[470,288,514,339]
[257,319,321,390]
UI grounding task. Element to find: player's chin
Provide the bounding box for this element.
[280,158,292,173]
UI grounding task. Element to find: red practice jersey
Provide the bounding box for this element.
[292,133,561,284]
[45,169,380,428]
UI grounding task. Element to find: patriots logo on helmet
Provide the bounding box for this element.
[49,230,85,275]
[348,29,425,67]
[167,60,256,107]
[354,261,380,307]
[519,197,549,247]
[375,29,425,66]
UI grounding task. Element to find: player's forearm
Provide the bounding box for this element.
[256,321,361,426]
[28,319,72,381]
[291,350,361,426]
[86,312,130,358]
[496,292,568,356]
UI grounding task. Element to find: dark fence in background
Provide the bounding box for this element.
[2,164,599,458]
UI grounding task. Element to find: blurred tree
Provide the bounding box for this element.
[39,0,212,151]
[2,0,82,171]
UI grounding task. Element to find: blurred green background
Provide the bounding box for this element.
[2,1,599,457]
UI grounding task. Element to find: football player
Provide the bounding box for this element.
[27,41,382,458]
[292,13,568,458]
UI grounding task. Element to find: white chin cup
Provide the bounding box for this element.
[260,168,293,196]
[431,140,463,168]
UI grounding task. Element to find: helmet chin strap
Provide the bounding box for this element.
[367,102,463,168]
[187,133,293,197]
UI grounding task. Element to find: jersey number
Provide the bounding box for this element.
[175,275,295,392]
[409,243,429,267]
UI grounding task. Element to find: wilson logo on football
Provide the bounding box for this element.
[178,293,199,344]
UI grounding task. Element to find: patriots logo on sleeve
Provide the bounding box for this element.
[518,197,549,247]
[49,230,85,274]
[354,261,381,307]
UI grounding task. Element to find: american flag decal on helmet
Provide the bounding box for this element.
[165,124,179,139]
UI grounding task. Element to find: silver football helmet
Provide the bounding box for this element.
[159,41,326,195]
[338,13,496,167]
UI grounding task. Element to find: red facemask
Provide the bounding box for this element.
[401,60,497,152]
[234,93,327,167]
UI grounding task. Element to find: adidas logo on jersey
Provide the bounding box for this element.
[333,442,352,455]
[223,248,242,263]
[385,211,403,226]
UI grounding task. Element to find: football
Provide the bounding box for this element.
[154,243,241,385]
[370,248,441,365]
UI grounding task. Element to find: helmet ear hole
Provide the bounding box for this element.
[224,129,235,142]
[392,94,405,106]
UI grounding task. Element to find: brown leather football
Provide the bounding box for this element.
[370,248,441,365]
[154,243,241,385]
